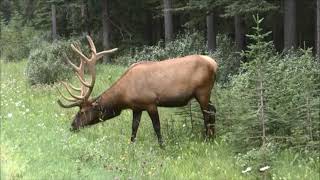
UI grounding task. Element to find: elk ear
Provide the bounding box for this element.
[92,102,101,112]
[92,101,99,107]
[92,102,101,110]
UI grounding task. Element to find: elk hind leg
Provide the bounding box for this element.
[196,92,215,138]
[208,101,216,137]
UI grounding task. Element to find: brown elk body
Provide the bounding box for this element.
[58,36,218,146]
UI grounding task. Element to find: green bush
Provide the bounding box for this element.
[0,12,39,61]
[25,38,88,85]
[117,31,206,65]
[215,16,320,152]
[211,34,241,84]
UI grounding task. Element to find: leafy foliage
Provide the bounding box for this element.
[0,13,38,61]
[117,31,206,65]
[1,61,319,179]
[25,37,88,85]
[222,0,278,17]
[211,34,241,83]
[216,16,320,152]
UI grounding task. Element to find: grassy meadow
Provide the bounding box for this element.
[0,61,319,180]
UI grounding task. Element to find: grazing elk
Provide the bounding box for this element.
[57,35,218,146]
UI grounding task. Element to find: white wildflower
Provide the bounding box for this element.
[7,113,13,118]
[242,167,252,173]
[259,166,270,172]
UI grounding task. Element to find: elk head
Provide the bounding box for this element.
[57,35,117,131]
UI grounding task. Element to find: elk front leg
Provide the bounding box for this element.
[147,107,163,146]
[131,110,142,142]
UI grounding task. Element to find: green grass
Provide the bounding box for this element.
[1,61,319,179]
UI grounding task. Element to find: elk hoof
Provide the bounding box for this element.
[130,137,136,143]
[159,140,165,149]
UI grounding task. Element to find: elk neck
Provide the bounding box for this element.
[95,84,124,115]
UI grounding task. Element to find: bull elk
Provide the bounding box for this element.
[57,35,218,146]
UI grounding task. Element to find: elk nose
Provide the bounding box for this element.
[70,122,76,132]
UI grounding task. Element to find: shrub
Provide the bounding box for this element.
[215,16,320,152]
[116,31,206,65]
[211,34,241,84]
[0,12,39,61]
[25,38,88,85]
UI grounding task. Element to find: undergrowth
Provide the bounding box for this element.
[1,61,319,179]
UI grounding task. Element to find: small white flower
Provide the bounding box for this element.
[242,167,252,173]
[7,113,13,118]
[26,109,30,112]
[259,166,270,172]
[182,123,186,127]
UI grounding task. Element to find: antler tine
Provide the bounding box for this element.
[71,44,89,62]
[57,99,81,108]
[75,73,92,88]
[69,83,81,92]
[74,41,82,50]
[61,81,85,100]
[57,87,78,102]
[86,35,97,54]
[64,53,80,71]
[96,48,118,60]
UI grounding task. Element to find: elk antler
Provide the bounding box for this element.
[57,35,118,108]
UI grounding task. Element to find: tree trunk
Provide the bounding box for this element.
[102,0,111,63]
[317,0,320,60]
[152,18,162,44]
[163,0,173,44]
[51,4,57,40]
[24,0,34,21]
[234,14,245,51]
[272,12,283,51]
[85,0,91,36]
[284,0,296,49]
[206,12,216,53]
[145,10,153,45]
